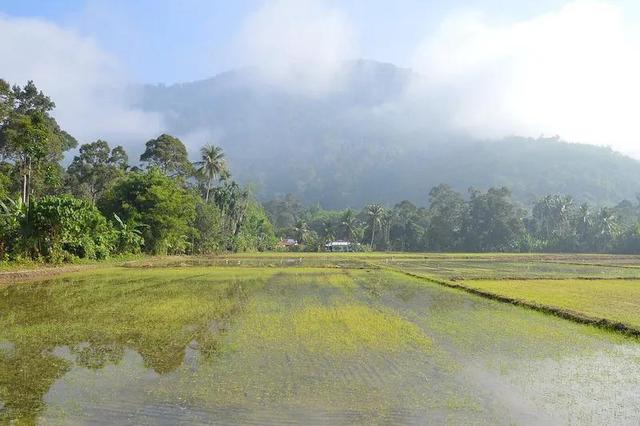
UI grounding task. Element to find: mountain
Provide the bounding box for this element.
[136,60,640,209]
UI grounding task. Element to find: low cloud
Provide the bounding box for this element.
[3,1,640,159]
[235,0,356,96]
[0,14,163,152]
[409,0,640,156]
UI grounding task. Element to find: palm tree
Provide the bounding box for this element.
[195,144,226,202]
[575,203,592,248]
[366,204,384,249]
[533,194,574,241]
[380,210,393,250]
[214,181,248,235]
[293,219,309,244]
[595,207,620,239]
[322,220,336,242]
[341,209,358,242]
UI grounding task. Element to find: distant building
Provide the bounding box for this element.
[324,240,358,252]
[278,238,298,249]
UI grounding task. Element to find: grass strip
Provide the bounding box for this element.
[376,263,640,338]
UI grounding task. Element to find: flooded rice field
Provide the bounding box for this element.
[1,262,640,424]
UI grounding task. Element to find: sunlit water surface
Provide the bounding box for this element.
[1,267,639,424]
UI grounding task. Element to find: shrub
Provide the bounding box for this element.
[191,200,222,254]
[233,201,278,252]
[0,198,26,260]
[25,195,115,261]
[98,169,197,255]
[112,213,145,254]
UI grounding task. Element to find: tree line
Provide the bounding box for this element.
[265,185,640,253]
[0,80,276,262]
[4,79,640,261]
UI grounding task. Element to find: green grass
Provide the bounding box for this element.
[0,253,145,272]
[462,278,640,329]
[380,257,640,279]
[234,300,431,354]
[2,254,640,423]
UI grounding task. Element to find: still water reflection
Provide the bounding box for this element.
[1,267,639,424]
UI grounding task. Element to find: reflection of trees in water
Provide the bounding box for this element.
[0,346,70,423]
[73,342,125,370]
[0,275,252,423]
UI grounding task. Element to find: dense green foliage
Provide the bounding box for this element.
[66,139,128,202]
[1,195,115,262]
[265,185,640,254]
[26,195,115,261]
[140,133,193,177]
[0,80,277,263]
[98,169,198,255]
[0,80,77,204]
[233,199,278,252]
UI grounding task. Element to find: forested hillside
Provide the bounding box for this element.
[4,78,640,261]
[138,60,640,208]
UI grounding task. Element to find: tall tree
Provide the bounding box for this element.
[263,193,303,230]
[531,194,575,248]
[340,209,359,242]
[109,145,129,171]
[293,219,310,244]
[98,168,197,255]
[0,80,11,129]
[464,187,524,252]
[0,80,76,204]
[366,204,384,249]
[591,207,621,251]
[213,180,250,250]
[322,219,336,242]
[194,144,226,202]
[140,134,192,177]
[426,184,467,251]
[66,140,129,202]
[575,203,593,250]
[389,200,426,251]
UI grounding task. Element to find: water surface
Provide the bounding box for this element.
[1,267,639,424]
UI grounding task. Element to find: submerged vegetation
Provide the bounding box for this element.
[236,299,431,355]
[2,254,640,423]
[0,267,271,422]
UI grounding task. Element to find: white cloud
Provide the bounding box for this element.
[0,14,163,150]
[235,0,356,95]
[178,127,226,158]
[410,0,640,156]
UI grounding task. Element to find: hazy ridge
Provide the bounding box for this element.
[137,60,640,208]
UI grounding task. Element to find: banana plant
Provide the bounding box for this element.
[112,213,146,253]
[0,197,28,257]
[0,197,27,224]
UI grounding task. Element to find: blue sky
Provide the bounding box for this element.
[0,0,576,84]
[1,0,640,155]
